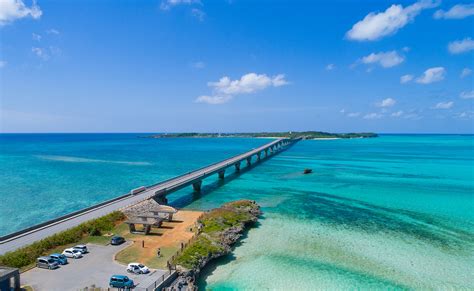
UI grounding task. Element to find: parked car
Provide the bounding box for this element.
[109,275,134,289]
[111,236,125,245]
[127,263,150,274]
[49,253,68,265]
[36,256,59,270]
[62,248,83,259]
[73,244,88,254]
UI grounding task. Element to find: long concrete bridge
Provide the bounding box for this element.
[0,138,299,254]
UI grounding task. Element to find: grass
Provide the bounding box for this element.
[0,211,126,269]
[174,200,260,270]
[116,244,178,269]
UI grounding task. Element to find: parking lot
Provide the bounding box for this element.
[21,243,168,291]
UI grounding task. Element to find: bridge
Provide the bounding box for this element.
[0,138,299,255]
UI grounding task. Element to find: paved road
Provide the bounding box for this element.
[21,243,168,291]
[0,138,292,254]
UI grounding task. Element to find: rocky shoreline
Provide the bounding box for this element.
[168,200,262,290]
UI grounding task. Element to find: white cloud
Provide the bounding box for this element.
[448,37,474,54]
[460,68,472,78]
[160,0,199,10]
[434,4,474,19]
[46,28,59,35]
[346,0,439,41]
[391,110,404,117]
[400,74,414,83]
[457,111,474,119]
[32,32,41,41]
[32,47,48,60]
[363,113,383,119]
[191,8,205,21]
[0,60,6,68]
[326,64,336,71]
[460,90,474,99]
[339,108,346,113]
[360,51,405,68]
[195,95,232,105]
[433,101,454,109]
[196,73,289,104]
[416,67,446,84]
[347,112,361,117]
[0,0,42,26]
[192,61,205,69]
[377,97,397,107]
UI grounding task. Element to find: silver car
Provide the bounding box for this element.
[37,256,59,270]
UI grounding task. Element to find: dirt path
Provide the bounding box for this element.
[116,210,203,269]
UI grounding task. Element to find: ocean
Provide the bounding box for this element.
[0,134,473,289]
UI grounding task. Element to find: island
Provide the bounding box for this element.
[145,131,378,139]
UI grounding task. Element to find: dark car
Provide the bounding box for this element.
[111,236,125,245]
[109,275,134,289]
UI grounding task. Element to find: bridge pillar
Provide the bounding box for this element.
[246,157,251,166]
[235,162,241,172]
[218,170,225,179]
[155,195,168,205]
[257,152,261,161]
[192,180,202,192]
[264,149,268,157]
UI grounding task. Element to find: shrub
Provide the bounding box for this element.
[0,211,125,268]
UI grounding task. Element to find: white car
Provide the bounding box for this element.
[62,248,83,259]
[127,263,150,274]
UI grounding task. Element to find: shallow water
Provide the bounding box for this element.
[0,134,473,289]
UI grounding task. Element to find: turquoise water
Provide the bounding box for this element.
[1,134,473,289]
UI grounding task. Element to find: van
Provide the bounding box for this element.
[37,256,59,270]
[109,275,134,289]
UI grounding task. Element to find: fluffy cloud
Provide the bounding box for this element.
[191,8,205,21]
[160,0,199,10]
[460,68,472,78]
[377,97,396,107]
[196,73,289,104]
[360,51,405,68]
[46,28,60,35]
[363,113,383,119]
[0,60,6,68]
[0,0,42,25]
[192,61,205,69]
[434,4,474,19]
[460,90,474,99]
[32,47,48,60]
[32,32,41,41]
[195,95,232,105]
[433,101,454,109]
[347,112,361,117]
[326,64,336,71]
[448,38,474,54]
[346,0,439,41]
[391,110,404,117]
[400,74,414,83]
[416,67,446,84]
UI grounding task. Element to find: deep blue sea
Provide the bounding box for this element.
[1,134,473,289]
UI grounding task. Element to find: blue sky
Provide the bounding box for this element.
[0,0,473,133]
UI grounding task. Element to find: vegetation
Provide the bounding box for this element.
[0,211,125,269]
[146,131,378,139]
[174,200,260,270]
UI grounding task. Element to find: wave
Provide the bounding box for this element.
[36,155,152,166]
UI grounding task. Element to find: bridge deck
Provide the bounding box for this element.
[0,138,297,254]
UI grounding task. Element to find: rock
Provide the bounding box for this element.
[303,168,313,174]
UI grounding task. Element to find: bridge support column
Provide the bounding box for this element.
[192,180,202,192]
[235,162,241,172]
[246,157,251,166]
[264,149,268,157]
[218,170,225,179]
[257,152,261,161]
[155,195,168,205]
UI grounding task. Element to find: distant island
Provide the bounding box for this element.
[145,131,378,139]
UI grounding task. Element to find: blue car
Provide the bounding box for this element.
[109,275,134,289]
[49,253,68,265]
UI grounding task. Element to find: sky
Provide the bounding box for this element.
[0,0,473,133]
